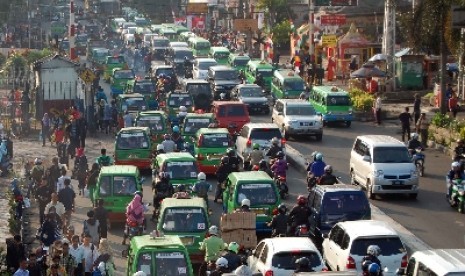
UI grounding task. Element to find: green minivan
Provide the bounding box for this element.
[111,69,135,97]
[181,112,215,141]
[245,60,274,91]
[160,28,177,42]
[123,234,194,276]
[271,69,306,99]
[188,37,211,58]
[114,127,152,170]
[165,92,194,122]
[209,47,230,65]
[157,198,209,264]
[104,55,128,82]
[152,153,199,191]
[194,128,231,175]
[93,165,143,221]
[309,85,353,127]
[228,53,251,73]
[223,171,280,233]
[134,111,168,145]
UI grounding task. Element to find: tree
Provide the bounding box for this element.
[272,20,292,47]
[256,0,290,27]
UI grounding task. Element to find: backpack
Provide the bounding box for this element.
[100,156,110,166]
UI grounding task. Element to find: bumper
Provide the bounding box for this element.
[285,126,323,136]
[323,113,353,122]
[115,159,152,170]
[198,163,217,175]
[372,177,419,194]
[107,212,126,222]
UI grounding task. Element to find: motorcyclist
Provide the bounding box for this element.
[308,152,326,178]
[407,133,423,154]
[267,204,288,237]
[226,148,240,172]
[318,165,338,185]
[192,172,211,206]
[171,126,185,151]
[210,257,230,275]
[287,195,311,236]
[199,226,227,276]
[123,191,147,245]
[178,106,188,124]
[155,144,165,156]
[172,184,191,199]
[254,73,265,88]
[239,70,246,83]
[293,257,315,274]
[184,56,192,74]
[214,156,231,203]
[271,151,288,179]
[236,198,251,212]
[161,134,176,153]
[221,242,242,271]
[447,162,465,199]
[95,86,107,103]
[246,143,263,171]
[454,139,465,161]
[265,137,283,159]
[258,159,273,177]
[361,245,382,274]
[151,172,174,220]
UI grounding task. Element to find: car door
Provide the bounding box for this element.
[324,225,344,270]
[308,191,321,237]
[255,243,270,275]
[249,241,265,272]
[272,101,284,127]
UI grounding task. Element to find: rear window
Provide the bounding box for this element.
[327,96,351,106]
[114,70,134,79]
[221,105,246,117]
[153,40,169,47]
[271,251,322,270]
[322,192,369,214]
[168,95,192,107]
[250,128,282,140]
[107,56,125,64]
[200,133,230,148]
[350,237,405,256]
[237,183,277,205]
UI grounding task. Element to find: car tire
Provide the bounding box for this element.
[345,121,351,127]
[366,179,375,200]
[409,193,418,200]
[315,134,322,141]
[350,170,357,185]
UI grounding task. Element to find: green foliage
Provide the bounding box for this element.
[431,112,453,128]
[24,48,54,65]
[348,88,374,112]
[256,0,289,25]
[272,20,292,46]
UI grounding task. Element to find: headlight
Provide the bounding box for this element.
[286,120,297,126]
[411,169,418,177]
[459,189,464,196]
[215,85,224,89]
[373,170,384,177]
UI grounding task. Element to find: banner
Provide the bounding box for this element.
[192,16,206,30]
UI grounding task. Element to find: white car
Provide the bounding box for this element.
[235,123,285,162]
[193,58,217,80]
[248,237,326,276]
[124,34,135,45]
[323,220,408,274]
[169,42,189,49]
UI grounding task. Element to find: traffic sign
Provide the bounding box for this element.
[315,0,357,6]
[80,69,95,84]
[321,35,337,47]
[187,3,208,14]
[233,19,258,32]
[320,14,346,26]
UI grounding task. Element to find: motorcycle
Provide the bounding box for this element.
[295,224,309,237]
[124,220,144,242]
[449,179,465,213]
[412,148,425,177]
[276,176,289,199]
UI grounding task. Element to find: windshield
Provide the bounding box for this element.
[322,193,369,215]
[153,40,169,47]
[214,52,229,59]
[134,82,156,94]
[136,116,164,132]
[284,79,305,91]
[95,50,109,57]
[350,237,405,256]
[236,183,277,205]
[122,98,147,112]
[257,69,273,78]
[183,118,211,134]
[168,95,192,107]
[175,51,193,60]
[113,176,137,196]
[217,105,246,117]
[114,70,134,79]
[372,147,412,163]
[155,68,175,77]
[200,133,230,148]
[286,106,316,116]
[250,128,282,140]
[137,252,189,276]
[240,87,263,97]
[271,251,322,270]
[165,161,198,179]
[116,132,149,149]
[233,58,249,66]
[195,42,210,49]
[162,207,207,233]
[186,84,211,95]
[198,62,217,70]
[107,56,125,64]
[215,70,238,80]
[76,35,88,43]
[327,96,351,106]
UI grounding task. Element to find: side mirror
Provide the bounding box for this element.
[363,155,371,162]
[322,233,329,239]
[122,249,128,258]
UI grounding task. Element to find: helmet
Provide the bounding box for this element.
[228,242,239,253]
[221,156,229,164]
[297,195,306,205]
[227,148,235,156]
[295,257,310,267]
[271,137,279,145]
[259,159,267,168]
[367,245,381,257]
[208,225,219,235]
[156,144,164,151]
[198,172,206,181]
[276,151,285,159]
[315,153,323,161]
[278,203,287,214]
[134,191,143,197]
[180,106,187,112]
[452,161,461,169]
[133,272,147,276]
[241,198,251,208]
[324,165,333,173]
[164,134,171,140]
[177,184,186,192]
[411,133,419,140]
[215,257,228,268]
[34,158,42,165]
[220,92,226,99]
[253,143,260,150]
[172,126,180,133]
[368,263,381,275]
[159,73,165,78]
[184,56,189,61]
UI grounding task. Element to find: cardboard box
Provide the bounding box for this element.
[221,229,257,249]
[220,213,256,231]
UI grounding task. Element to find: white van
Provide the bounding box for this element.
[400,249,465,276]
[349,135,419,199]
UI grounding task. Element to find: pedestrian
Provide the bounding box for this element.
[41,113,51,147]
[93,239,115,276]
[6,235,26,273]
[47,254,67,276]
[54,125,66,157]
[58,178,75,228]
[66,119,80,158]
[36,176,52,225]
[82,210,100,247]
[13,258,28,276]
[45,192,66,221]
[416,113,429,147]
[56,167,70,193]
[78,115,87,148]
[65,225,75,243]
[39,212,60,247]
[60,242,76,276]
[93,199,109,239]
[86,163,99,202]
[26,253,42,276]
[48,157,61,191]
[446,83,454,99]
[373,93,382,125]
[81,234,99,276]
[69,235,85,276]
[399,107,413,142]
[413,93,421,124]
[449,92,459,118]
[103,104,112,134]
[75,148,88,196]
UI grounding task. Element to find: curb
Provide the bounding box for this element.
[286,144,433,254]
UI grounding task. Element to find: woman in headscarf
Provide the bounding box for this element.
[93,238,115,276]
[41,113,51,147]
[122,192,146,245]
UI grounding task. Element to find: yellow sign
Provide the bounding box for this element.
[187,3,208,13]
[80,69,95,84]
[322,35,337,47]
[233,19,258,32]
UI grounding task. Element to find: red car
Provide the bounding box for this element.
[211,101,250,134]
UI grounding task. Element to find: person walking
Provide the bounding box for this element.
[58,178,75,228]
[81,234,99,276]
[82,210,100,247]
[13,258,29,276]
[416,113,429,148]
[449,92,459,118]
[60,242,77,276]
[93,199,109,239]
[413,93,421,124]
[41,113,51,147]
[69,235,85,276]
[36,176,52,225]
[399,107,413,142]
[373,93,382,125]
[6,235,26,273]
[93,239,115,276]
[86,163,99,202]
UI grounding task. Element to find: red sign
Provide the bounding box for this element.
[192,16,206,30]
[320,14,346,26]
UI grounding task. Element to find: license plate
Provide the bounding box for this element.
[180,236,194,245]
[393,181,403,185]
[301,122,313,126]
[252,209,266,215]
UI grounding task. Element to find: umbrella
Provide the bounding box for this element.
[350,65,386,78]
[369,54,389,62]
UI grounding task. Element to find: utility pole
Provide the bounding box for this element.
[69,0,77,60]
[382,0,396,91]
[308,0,314,56]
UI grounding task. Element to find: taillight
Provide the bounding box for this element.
[401,254,408,268]
[246,139,251,147]
[197,153,204,161]
[300,226,308,234]
[129,221,138,227]
[198,135,204,147]
[264,270,273,276]
[322,267,328,271]
[281,138,286,145]
[346,255,356,269]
